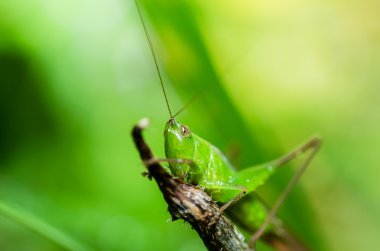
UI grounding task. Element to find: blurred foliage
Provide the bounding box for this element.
[0,0,379,251]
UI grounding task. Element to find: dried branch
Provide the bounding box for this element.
[131,119,250,251]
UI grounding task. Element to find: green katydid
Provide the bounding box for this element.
[135,1,321,250]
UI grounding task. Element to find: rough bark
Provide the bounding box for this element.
[132,119,250,251]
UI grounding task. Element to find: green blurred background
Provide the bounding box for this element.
[0,0,379,250]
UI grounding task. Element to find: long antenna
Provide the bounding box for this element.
[172,89,203,118]
[134,0,173,118]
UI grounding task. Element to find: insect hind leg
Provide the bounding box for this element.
[250,136,322,246]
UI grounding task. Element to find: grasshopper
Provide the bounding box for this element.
[135,1,321,250]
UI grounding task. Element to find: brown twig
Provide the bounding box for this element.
[131,119,249,251]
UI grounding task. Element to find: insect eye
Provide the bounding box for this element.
[181,126,190,136]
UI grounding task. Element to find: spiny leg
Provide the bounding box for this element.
[219,187,247,214]
[250,136,321,246]
[153,158,198,179]
[143,158,195,166]
[156,158,196,166]
[142,158,196,179]
[200,182,248,211]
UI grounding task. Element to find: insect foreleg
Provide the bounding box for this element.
[156,158,196,166]
[155,158,199,180]
[250,136,322,246]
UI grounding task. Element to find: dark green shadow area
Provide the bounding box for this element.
[0,50,56,163]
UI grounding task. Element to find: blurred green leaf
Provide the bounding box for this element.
[0,0,379,250]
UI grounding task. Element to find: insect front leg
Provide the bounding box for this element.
[155,158,199,180]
